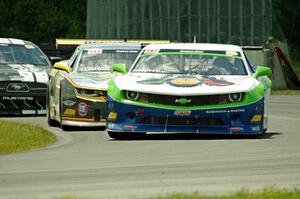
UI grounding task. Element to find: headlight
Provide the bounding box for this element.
[61,79,76,100]
[125,91,139,100]
[228,93,243,102]
[76,88,106,97]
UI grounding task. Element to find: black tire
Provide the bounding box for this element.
[47,109,59,127]
[108,131,146,140]
[47,86,59,127]
[108,131,130,140]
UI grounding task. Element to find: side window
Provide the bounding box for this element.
[243,52,255,73]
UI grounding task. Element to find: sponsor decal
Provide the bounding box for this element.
[6,83,29,92]
[203,77,234,86]
[173,110,191,117]
[87,49,102,55]
[2,96,33,100]
[63,99,76,107]
[144,49,160,53]
[251,114,262,122]
[77,101,89,116]
[108,112,117,120]
[107,102,114,110]
[123,124,136,129]
[64,109,76,115]
[107,122,115,129]
[228,127,244,132]
[251,126,261,132]
[175,98,192,105]
[226,51,239,56]
[206,109,245,114]
[169,77,200,87]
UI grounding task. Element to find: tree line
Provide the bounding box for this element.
[0,0,299,58]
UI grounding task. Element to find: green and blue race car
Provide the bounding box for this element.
[106,43,272,139]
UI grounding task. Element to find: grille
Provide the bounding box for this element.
[142,93,230,107]
[0,81,46,111]
[0,81,47,94]
[141,116,224,126]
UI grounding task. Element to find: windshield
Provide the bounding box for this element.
[76,49,139,72]
[0,44,48,65]
[132,50,247,75]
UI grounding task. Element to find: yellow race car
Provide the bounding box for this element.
[47,43,141,130]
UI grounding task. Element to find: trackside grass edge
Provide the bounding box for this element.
[0,119,56,154]
[53,188,300,199]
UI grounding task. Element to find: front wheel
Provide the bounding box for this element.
[47,87,59,127]
[107,131,146,140]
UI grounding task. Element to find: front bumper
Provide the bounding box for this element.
[0,95,46,116]
[61,98,107,127]
[106,97,265,135]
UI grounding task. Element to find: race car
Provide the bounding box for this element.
[0,38,52,115]
[47,43,141,129]
[106,43,272,139]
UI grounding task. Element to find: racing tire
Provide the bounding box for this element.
[47,109,59,127]
[47,87,59,127]
[108,131,146,140]
[107,131,130,140]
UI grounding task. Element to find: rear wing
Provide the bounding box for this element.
[54,39,170,60]
[55,38,170,48]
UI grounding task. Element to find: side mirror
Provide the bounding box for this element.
[112,63,128,74]
[49,56,63,65]
[253,66,271,78]
[53,61,71,73]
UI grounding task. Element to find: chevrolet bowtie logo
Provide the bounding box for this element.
[175,98,191,105]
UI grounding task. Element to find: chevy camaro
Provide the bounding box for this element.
[47,43,141,129]
[106,43,272,139]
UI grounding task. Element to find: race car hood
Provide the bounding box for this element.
[114,73,260,95]
[67,72,120,90]
[0,63,49,83]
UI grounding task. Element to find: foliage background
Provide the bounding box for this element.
[0,0,299,59]
[0,0,86,44]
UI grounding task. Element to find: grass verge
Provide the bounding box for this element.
[0,119,56,154]
[152,188,300,199]
[53,188,300,199]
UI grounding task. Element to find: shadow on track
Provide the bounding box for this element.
[109,132,282,141]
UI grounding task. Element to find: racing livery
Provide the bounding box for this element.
[47,43,141,129]
[0,38,51,115]
[107,43,272,139]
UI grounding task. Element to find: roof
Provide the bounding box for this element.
[0,38,34,45]
[143,43,243,52]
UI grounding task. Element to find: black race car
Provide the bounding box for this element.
[0,38,52,115]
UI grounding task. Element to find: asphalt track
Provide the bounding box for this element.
[0,95,300,199]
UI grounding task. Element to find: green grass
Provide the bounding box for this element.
[52,189,300,199]
[0,119,56,154]
[152,188,300,199]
